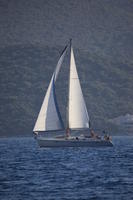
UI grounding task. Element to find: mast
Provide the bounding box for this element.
[66,39,72,137]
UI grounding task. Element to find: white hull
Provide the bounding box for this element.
[37,137,113,148]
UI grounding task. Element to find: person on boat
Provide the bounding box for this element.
[66,127,70,138]
[104,134,109,141]
[104,133,112,141]
[90,129,101,139]
[102,130,112,141]
[90,129,95,138]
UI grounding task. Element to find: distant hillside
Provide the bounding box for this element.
[0,0,133,57]
[0,0,133,136]
[0,44,133,137]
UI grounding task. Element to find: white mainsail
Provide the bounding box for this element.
[33,46,67,132]
[68,47,89,129]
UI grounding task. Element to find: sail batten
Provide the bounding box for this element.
[68,47,89,129]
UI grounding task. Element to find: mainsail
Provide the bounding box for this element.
[68,46,89,129]
[33,46,67,132]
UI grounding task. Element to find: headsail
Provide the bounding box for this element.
[68,46,89,129]
[33,46,67,132]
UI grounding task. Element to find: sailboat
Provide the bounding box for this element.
[33,40,113,147]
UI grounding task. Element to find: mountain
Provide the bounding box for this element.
[0,44,133,137]
[109,114,133,133]
[0,0,133,136]
[0,0,133,54]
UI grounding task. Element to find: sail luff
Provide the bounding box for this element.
[33,46,67,132]
[68,46,89,129]
[54,45,68,82]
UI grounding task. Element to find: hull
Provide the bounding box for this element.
[37,137,113,148]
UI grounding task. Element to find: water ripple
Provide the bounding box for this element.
[0,136,133,200]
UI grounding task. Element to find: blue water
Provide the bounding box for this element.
[0,137,133,200]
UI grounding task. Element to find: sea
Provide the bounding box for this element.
[0,136,133,200]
